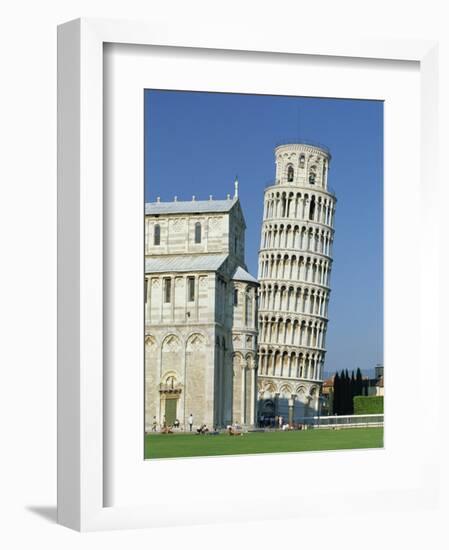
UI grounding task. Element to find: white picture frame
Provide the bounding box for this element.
[57,17,440,531]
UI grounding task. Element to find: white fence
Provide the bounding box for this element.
[296,413,384,429]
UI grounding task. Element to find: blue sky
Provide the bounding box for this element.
[144,90,383,375]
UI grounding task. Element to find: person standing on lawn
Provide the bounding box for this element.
[188,413,193,432]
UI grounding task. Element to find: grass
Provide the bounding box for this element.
[144,427,383,459]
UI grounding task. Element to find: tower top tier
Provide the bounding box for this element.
[274,142,331,190]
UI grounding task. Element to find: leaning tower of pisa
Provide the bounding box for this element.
[257,143,336,424]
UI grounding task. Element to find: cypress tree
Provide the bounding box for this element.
[341,369,348,414]
[333,372,340,414]
[339,374,343,414]
[345,370,351,415]
[363,376,369,396]
[355,367,363,396]
[350,371,356,414]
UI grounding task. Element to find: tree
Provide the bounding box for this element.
[355,368,363,396]
[341,369,348,414]
[333,372,340,414]
[350,371,356,414]
[333,369,364,415]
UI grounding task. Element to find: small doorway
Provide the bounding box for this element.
[164,398,177,426]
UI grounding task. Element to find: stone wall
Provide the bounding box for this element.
[144,198,257,432]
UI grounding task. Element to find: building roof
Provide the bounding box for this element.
[145,198,237,216]
[232,265,258,284]
[145,254,227,274]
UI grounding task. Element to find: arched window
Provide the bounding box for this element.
[245,291,253,326]
[194,222,202,243]
[154,224,161,245]
[299,154,305,168]
[309,166,316,185]
[287,165,294,182]
[234,288,239,306]
[187,276,195,302]
[309,197,316,220]
[164,278,171,303]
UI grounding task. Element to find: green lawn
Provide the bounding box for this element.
[145,427,383,459]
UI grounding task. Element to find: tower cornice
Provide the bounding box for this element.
[275,142,331,159]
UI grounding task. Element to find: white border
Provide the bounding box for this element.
[57,18,439,531]
[105,44,420,508]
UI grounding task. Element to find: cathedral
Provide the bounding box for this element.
[145,143,336,431]
[144,181,258,432]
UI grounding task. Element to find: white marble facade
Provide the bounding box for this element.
[145,185,258,432]
[257,143,336,423]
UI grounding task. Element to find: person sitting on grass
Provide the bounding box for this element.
[227,425,243,436]
[196,424,209,434]
[161,424,173,434]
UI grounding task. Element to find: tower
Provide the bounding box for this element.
[257,143,336,423]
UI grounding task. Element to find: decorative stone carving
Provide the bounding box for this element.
[280,384,293,397]
[145,335,156,348]
[186,333,205,352]
[162,334,181,352]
